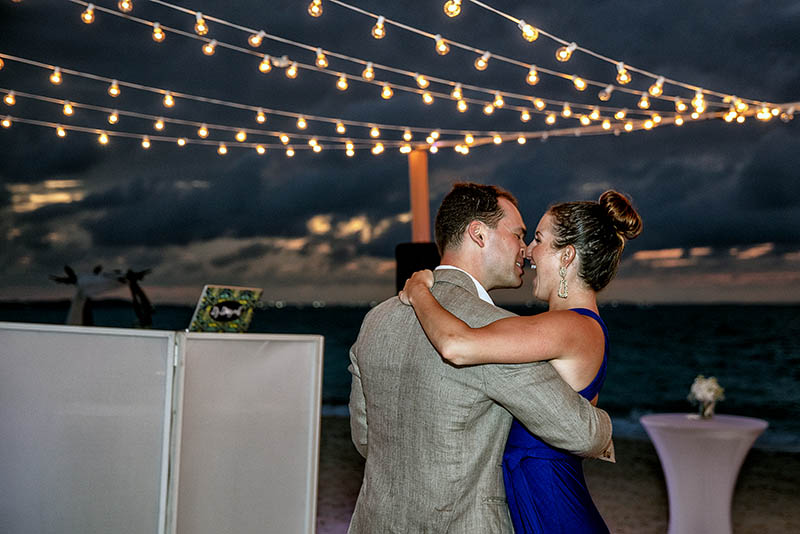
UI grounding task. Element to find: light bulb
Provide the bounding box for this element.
[308,138,318,147]
[108,80,120,97]
[337,75,348,91]
[422,92,434,105]
[434,34,449,55]
[624,121,634,132]
[648,76,665,97]
[346,148,355,157]
[286,62,299,79]
[256,110,266,123]
[118,0,133,13]
[493,92,504,108]
[615,109,626,120]
[415,73,429,89]
[430,131,440,140]
[315,48,328,68]
[602,119,611,130]
[381,84,393,99]
[572,76,587,91]
[154,118,164,130]
[457,99,468,112]
[259,55,272,73]
[518,20,538,42]
[426,136,435,144]
[256,145,266,155]
[98,132,109,145]
[561,103,572,118]
[56,126,66,137]
[248,30,266,48]
[723,108,737,122]
[372,143,384,155]
[616,62,631,84]
[652,113,662,124]
[756,106,772,121]
[643,119,655,130]
[177,138,187,146]
[296,116,307,129]
[493,134,502,144]
[589,107,600,121]
[691,91,705,109]
[312,144,322,153]
[526,66,539,85]
[474,52,490,71]
[483,103,494,115]
[443,0,462,17]
[556,42,577,62]
[152,23,165,42]
[286,147,295,157]
[336,122,346,134]
[163,92,175,107]
[579,115,591,126]
[674,115,684,126]
[534,98,546,110]
[108,111,119,124]
[370,126,380,138]
[345,141,354,151]
[197,124,209,138]
[362,62,374,80]
[464,133,474,145]
[734,99,749,113]
[194,13,209,36]
[141,136,151,148]
[674,99,687,112]
[308,0,322,17]
[50,67,62,85]
[371,16,386,39]
[279,134,290,145]
[81,4,95,24]
[202,39,217,56]
[691,111,700,120]
[4,92,15,106]
[451,84,463,100]
[1,117,10,128]
[520,109,531,122]
[63,101,74,115]
[736,115,746,124]
[397,144,412,154]
[403,130,412,141]
[218,143,227,155]
[0,58,4,71]
[598,85,614,101]
[638,94,650,109]
[235,130,247,142]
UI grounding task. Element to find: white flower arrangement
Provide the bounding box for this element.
[687,375,725,418]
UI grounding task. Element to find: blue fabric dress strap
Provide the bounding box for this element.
[568,308,609,400]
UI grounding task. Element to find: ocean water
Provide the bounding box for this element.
[2,301,798,452]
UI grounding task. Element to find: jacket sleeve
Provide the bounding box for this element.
[483,361,614,459]
[348,340,368,458]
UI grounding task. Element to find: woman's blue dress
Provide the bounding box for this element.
[502,308,610,534]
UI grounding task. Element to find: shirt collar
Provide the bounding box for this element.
[435,265,494,305]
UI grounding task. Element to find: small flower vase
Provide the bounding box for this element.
[699,400,716,419]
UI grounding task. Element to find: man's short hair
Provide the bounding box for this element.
[434,182,518,254]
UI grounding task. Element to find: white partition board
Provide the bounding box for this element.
[174,333,323,534]
[0,322,174,534]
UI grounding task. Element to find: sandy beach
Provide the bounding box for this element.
[316,416,800,534]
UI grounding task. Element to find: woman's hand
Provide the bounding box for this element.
[398,269,435,305]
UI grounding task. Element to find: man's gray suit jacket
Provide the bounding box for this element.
[347,268,613,533]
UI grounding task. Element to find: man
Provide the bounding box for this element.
[348,183,613,533]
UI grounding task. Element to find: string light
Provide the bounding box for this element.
[483,103,494,115]
[533,98,546,111]
[63,101,74,115]
[556,42,577,62]
[443,0,462,18]
[615,62,631,84]
[691,111,700,120]
[315,48,328,68]
[451,84,463,100]
[371,16,386,39]
[286,62,299,79]
[457,99,468,112]
[202,39,217,56]
[197,124,209,138]
[256,109,266,123]
[194,13,209,36]
[49,67,62,85]
[474,52,490,71]
[518,20,538,42]
[259,55,272,73]
[624,121,634,132]
[118,0,133,13]
[312,143,322,153]
[415,73,430,89]
[279,133,290,144]
[736,115,745,124]
[248,30,266,47]
[371,142,384,155]
[723,107,737,122]
[545,113,556,125]
[218,143,227,155]
[297,116,307,129]
[561,103,572,118]
[362,62,374,80]
[286,146,295,157]
[56,125,66,137]
[430,130,440,140]
[517,136,526,145]
[177,137,187,146]
[98,132,109,145]
[0,58,4,71]
[336,121,346,134]
[235,130,247,142]
[256,144,266,155]
[370,126,380,138]
[638,94,650,109]
[152,23,165,42]
[429,144,438,154]
[648,76,665,97]
[526,66,539,85]
[493,134,502,144]
[756,106,772,121]
[308,0,323,17]
[108,80,120,97]
[400,144,412,154]
[308,138,318,147]
[1,117,11,128]
[464,133,474,144]
[337,74,349,90]
[381,84,393,99]
[692,91,705,112]
[434,34,449,55]
[422,92,434,105]
[520,109,531,122]
[579,115,591,126]
[674,115,684,126]
[493,92,504,108]
[346,142,355,157]
[154,118,164,130]
[643,119,654,130]
[163,91,175,107]
[598,85,613,101]
[141,136,151,148]
[403,130,412,141]
[589,107,601,121]
[675,99,687,112]
[108,110,119,124]
[602,119,611,130]
[652,113,662,124]
[572,76,587,91]
[81,4,95,24]
[614,109,627,120]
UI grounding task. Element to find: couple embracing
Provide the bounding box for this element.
[348,182,642,533]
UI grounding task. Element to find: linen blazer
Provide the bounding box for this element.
[347,268,613,534]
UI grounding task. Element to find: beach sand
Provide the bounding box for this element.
[316,416,800,534]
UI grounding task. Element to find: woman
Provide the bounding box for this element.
[399,190,642,534]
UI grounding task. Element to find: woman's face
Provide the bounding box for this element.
[525,212,562,302]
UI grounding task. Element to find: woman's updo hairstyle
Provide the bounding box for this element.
[548,190,642,292]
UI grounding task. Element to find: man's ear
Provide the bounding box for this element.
[561,244,576,267]
[467,221,486,247]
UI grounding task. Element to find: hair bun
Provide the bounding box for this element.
[599,190,642,240]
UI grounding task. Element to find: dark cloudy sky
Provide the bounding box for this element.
[1,0,799,305]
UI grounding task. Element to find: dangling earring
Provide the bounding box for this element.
[558,267,568,298]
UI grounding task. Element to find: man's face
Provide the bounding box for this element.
[482,198,527,290]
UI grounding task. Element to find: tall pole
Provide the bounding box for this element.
[407,149,430,242]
